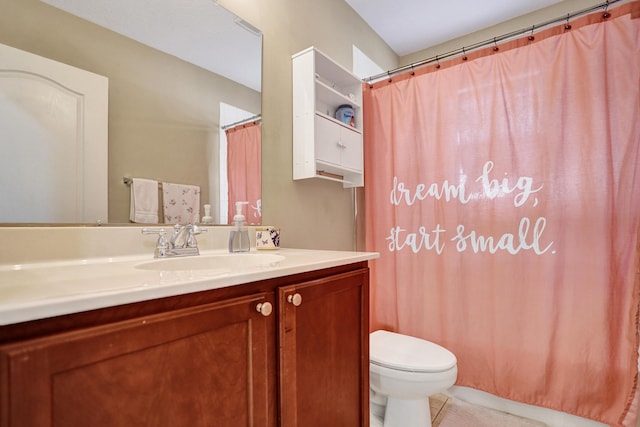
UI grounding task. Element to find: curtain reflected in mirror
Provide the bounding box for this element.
[225,119,262,225]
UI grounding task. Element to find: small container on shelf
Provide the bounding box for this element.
[335,104,355,127]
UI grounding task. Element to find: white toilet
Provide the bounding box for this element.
[369,330,457,427]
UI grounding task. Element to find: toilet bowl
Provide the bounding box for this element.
[370,330,457,427]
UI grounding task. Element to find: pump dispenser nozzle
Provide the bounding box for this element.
[233,201,249,225]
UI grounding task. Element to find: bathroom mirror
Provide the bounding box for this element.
[0,0,262,225]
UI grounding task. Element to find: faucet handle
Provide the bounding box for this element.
[188,224,206,234]
[186,224,207,248]
[142,227,166,234]
[142,228,169,258]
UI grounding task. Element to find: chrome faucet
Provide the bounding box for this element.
[142,224,207,258]
[170,224,205,251]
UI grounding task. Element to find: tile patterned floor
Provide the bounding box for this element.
[371,393,547,427]
[429,394,451,426]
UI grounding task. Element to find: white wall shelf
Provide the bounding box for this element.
[292,46,364,188]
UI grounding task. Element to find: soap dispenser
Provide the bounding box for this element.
[229,201,250,253]
[201,204,213,225]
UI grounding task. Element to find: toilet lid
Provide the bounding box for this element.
[370,330,457,373]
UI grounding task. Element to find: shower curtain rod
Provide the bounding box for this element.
[221,114,262,130]
[363,0,624,83]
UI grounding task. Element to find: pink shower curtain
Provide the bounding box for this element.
[364,4,640,426]
[226,121,262,224]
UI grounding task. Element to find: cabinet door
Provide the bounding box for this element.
[278,269,369,427]
[314,114,342,166]
[339,126,363,172]
[0,293,276,427]
[315,115,363,173]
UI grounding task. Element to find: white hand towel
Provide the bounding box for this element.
[129,178,159,223]
[162,182,200,224]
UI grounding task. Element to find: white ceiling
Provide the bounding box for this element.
[40,0,262,91]
[345,0,567,56]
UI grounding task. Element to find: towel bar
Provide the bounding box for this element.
[123,177,162,188]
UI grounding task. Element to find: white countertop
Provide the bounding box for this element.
[0,248,378,326]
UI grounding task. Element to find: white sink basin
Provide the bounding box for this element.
[135,253,285,272]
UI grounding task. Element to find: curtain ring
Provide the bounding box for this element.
[435,55,441,69]
[410,64,415,76]
[462,47,468,61]
[493,37,499,52]
[387,71,392,83]
[564,13,572,31]
[528,25,535,41]
[603,0,610,19]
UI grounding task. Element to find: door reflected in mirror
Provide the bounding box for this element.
[0,0,262,225]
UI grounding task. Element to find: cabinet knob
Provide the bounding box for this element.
[287,293,303,307]
[256,301,273,317]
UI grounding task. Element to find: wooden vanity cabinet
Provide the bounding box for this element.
[0,292,277,427]
[0,263,370,427]
[278,268,369,427]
